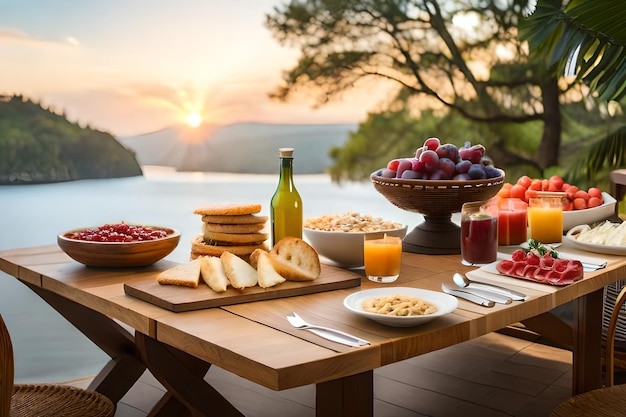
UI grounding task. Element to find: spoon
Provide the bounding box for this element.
[453,273,527,301]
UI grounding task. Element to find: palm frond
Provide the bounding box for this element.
[520,0,626,102]
[565,126,626,187]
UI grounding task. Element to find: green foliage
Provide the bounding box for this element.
[328,108,492,182]
[0,95,142,184]
[520,0,626,102]
[266,0,588,171]
[328,97,625,187]
[268,0,626,184]
[564,126,626,190]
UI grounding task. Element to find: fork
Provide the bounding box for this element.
[286,312,370,346]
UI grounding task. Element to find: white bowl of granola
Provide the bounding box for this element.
[303,212,407,268]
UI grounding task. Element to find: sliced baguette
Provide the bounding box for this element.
[269,237,321,282]
[156,259,201,288]
[248,248,268,270]
[256,251,286,288]
[221,251,258,289]
[200,255,230,293]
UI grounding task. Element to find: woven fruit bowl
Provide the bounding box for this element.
[371,169,505,254]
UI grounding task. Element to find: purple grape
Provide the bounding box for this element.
[401,169,423,179]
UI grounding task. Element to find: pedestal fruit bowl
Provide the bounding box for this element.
[371,170,505,254]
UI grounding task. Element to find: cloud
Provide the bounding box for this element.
[0,28,31,43]
[65,36,80,47]
[0,27,78,48]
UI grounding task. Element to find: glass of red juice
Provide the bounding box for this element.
[498,198,528,246]
[461,201,498,265]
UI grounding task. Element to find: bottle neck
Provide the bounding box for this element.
[279,157,294,186]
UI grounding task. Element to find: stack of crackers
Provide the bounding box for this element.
[191,203,269,261]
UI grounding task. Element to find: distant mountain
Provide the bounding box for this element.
[118,122,357,174]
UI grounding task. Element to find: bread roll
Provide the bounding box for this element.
[221,251,258,289]
[156,259,201,288]
[256,251,286,288]
[200,255,230,293]
[269,237,321,282]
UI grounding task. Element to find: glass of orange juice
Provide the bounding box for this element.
[528,196,563,243]
[363,233,402,283]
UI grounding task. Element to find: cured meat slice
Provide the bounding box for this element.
[495,250,583,286]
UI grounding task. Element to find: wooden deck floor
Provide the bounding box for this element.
[68,331,577,417]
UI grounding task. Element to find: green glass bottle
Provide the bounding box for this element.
[270,148,302,246]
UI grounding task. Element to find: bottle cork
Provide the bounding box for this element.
[279,148,294,157]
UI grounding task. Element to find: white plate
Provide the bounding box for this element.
[564,224,626,256]
[343,287,458,327]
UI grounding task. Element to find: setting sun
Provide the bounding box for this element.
[186,112,202,128]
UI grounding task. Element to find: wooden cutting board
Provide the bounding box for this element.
[124,263,362,312]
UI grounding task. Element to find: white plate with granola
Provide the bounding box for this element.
[343,287,458,327]
[303,212,407,268]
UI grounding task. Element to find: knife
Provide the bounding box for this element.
[306,328,370,347]
[441,283,495,307]
[451,284,513,304]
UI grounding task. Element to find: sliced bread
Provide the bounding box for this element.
[221,251,258,289]
[269,237,321,282]
[156,259,201,288]
[248,248,268,270]
[200,255,230,293]
[256,251,286,288]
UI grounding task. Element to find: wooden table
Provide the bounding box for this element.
[1,244,624,417]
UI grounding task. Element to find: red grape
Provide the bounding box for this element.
[419,150,439,174]
[424,137,440,151]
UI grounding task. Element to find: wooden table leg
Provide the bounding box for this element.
[572,288,603,394]
[135,332,244,417]
[24,282,145,402]
[316,370,373,417]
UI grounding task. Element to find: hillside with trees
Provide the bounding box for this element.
[0,95,142,184]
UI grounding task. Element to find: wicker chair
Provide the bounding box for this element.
[551,285,626,416]
[0,315,115,417]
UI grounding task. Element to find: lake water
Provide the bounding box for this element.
[0,167,421,383]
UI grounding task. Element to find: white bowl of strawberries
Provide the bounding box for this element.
[562,192,616,231]
[498,175,617,232]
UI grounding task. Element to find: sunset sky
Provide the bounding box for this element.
[0,1,384,136]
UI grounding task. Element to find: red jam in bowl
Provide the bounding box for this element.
[63,222,168,242]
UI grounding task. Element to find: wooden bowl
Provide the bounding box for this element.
[57,225,180,267]
[371,169,505,254]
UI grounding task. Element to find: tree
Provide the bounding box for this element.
[266,0,578,172]
[520,0,625,186]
